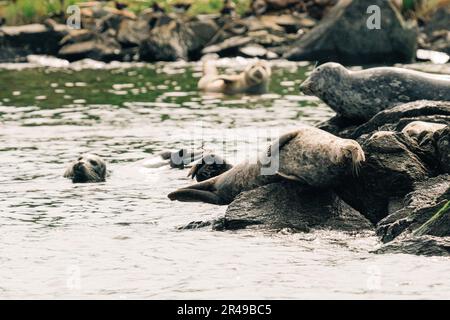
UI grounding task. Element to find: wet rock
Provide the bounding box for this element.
[373,235,450,257]
[337,131,432,224]
[214,181,373,231]
[350,100,450,139]
[0,24,67,62]
[140,19,219,61]
[376,175,450,243]
[284,0,418,64]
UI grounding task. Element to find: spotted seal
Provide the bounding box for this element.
[300,62,450,121]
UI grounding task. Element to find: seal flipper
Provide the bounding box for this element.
[168,178,222,204]
[275,171,307,184]
[267,131,299,157]
[168,189,221,204]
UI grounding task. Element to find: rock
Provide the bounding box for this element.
[284,0,418,64]
[435,127,450,174]
[239,44,268,57]
[202,35,252,56]
[140,19,219,61]
[350,100,450,139]
[213,181,373,231]
[376,175,450,243]
[58,34,122,62]
[373,235,450,257]
[0,24,67,62]
[337,131,432,224]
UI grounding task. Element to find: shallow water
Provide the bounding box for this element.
[0,58,449,299]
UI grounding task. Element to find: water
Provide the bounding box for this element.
[0,58,449,299]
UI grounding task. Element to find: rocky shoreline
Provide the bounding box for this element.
[0,0,448,64]
[181,100,450,257]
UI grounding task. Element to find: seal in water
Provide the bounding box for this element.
[64,154,106,183]
[300,62,450,121]
[142,149,205,169]
[168,126,365,205]
[198,60,271,94]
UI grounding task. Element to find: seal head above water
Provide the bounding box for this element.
[64,154,106,183]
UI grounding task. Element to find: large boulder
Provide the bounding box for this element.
[336,131,432,224]
[58,31,122,62]
[349,100,450,139]
[284,0,418,64]
[0,23,68,62]
[213,181,373,232]
[139,19,219,61]
[376,175,450,243]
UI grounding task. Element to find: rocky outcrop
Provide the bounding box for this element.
[373,235,450,256]
[337,131,433,224]
[213,181,373,231]
[0,23,68,62]
[284,0,418,64]
[139,19,219,61]
[376,175,450,243]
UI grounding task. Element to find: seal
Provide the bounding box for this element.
[142,149,204,169]
[300,62,450,121]
[168,126,365,204]
[64,154,106,183]
[188,154,233,182]
[401,121,447,140]
[198,60,271,95]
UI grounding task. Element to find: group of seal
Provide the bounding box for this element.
[198,59,272,95]
[299,62,450,121]
[168,126,365,205]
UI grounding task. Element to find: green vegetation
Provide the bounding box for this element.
[402,0,449,20]
[414,200,450,236]
[0,0,251,25]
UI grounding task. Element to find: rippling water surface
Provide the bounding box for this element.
[0,58,449,299]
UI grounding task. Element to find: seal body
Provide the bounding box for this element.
[168,126,365,205]
[300,63,450,121]
[64,154,106,183]
[401,121,447,140]
[188,154,233,182]
[198,60,271,95]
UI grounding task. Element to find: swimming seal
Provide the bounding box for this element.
[300,62,450,121]
[198,60,271,95]
[168,126,365,204]
[64,154,106,183]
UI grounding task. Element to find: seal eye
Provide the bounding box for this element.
[90,160,98,166]
[78,157,83,161]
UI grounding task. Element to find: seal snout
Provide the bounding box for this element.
[299,78,313,95]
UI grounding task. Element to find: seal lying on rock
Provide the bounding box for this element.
[168,126,365,205]
[64,154,106,183]
[300,63,450,121]
[198,60,271,94]
[401,121,447,140]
